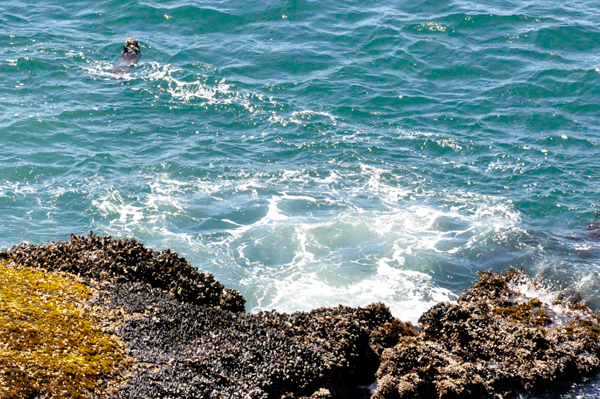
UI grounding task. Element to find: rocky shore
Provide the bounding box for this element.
[2,232,600,398]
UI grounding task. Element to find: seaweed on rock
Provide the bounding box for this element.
[2,232,245,312]
[0,261,129,399]
[2,233,416,398]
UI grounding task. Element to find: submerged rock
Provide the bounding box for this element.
[374,269,600,398]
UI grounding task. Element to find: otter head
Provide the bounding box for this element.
[120,38,141,67]
[122,38,141,55]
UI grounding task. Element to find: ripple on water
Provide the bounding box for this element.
[1,4,600,395]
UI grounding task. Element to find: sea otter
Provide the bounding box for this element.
[122,37,141,65]
[110,37,141,73]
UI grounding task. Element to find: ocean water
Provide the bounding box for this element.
[1,0,600,395]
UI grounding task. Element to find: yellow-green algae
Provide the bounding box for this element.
[494,298,553,326]
[0,260,128,398]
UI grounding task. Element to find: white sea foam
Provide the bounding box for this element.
[84,59,274,115]
[135,62,271,112]
[88,166,523,322]
[234,196,512,321]
[420,22,449,32]
[269,109,339,127]
[507,271,600,331]
[290,110,337,125]
[0,181,37,195]
[249,253,456,323]
[91,174,198,233]
[165,76,232,103]
[145,175,188,214]
[92,194,146,232]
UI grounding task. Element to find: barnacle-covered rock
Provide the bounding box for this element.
[96,278,414,399]
[373,269,600,398]
[7,234,599,399]
[2,232,245,312]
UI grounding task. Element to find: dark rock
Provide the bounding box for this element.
[5,232,245,312]
[5,233,416,398]
[373,269,600,398]
[91,280,414,399]
[8,234,600,398]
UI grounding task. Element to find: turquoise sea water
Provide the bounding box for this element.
[1,0,600,395]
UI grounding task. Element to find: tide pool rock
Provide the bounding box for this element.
[4,235,600,398]
[95,279,412,399]
[3,232,245,312]
[2,234,415,398]
[373,269,600,398]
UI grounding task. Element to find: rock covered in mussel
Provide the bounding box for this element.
[6,232,600,398]
[95,279,416,399]
[2,231,245,312]
[373,269,600,398]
